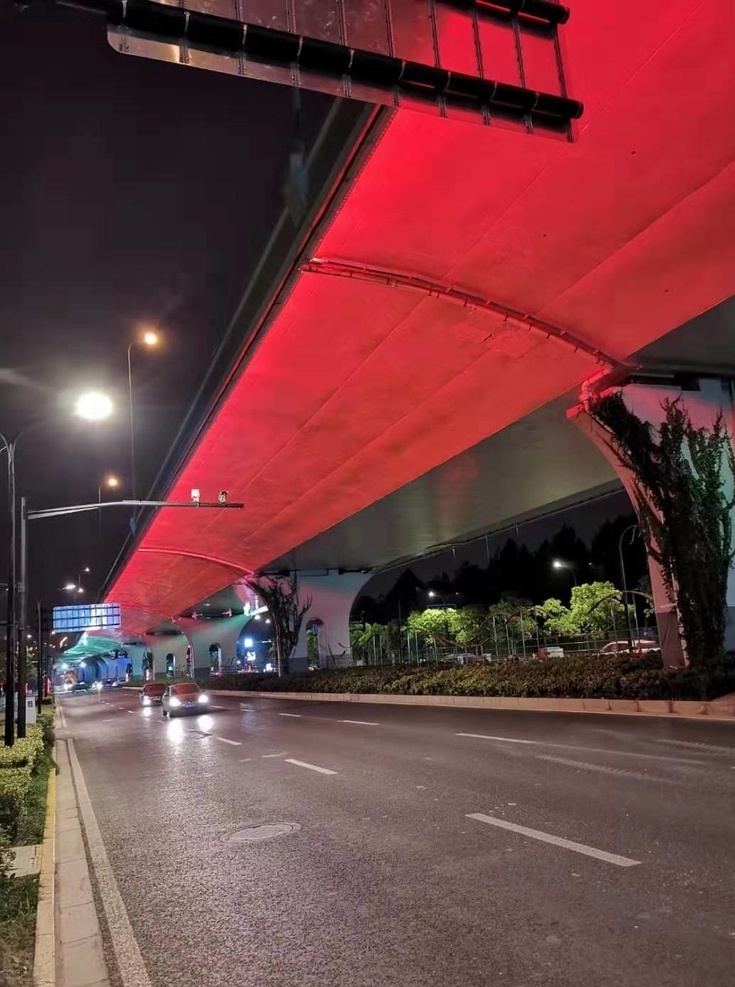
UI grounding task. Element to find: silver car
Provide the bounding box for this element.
[162,682,210,717]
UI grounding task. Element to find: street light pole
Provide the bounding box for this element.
[2,435,17,748]
[552,559,578,586]
[127,343,137,502]
[98,475,121,534]
[36,599,44,713]
[618,523,639,651]
[127,331,159,507]
[17,497,244,724]
[1,390,115,746]
[17,497,28,737]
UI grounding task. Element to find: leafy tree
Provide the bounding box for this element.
[447,606,488,649]
[251,573,311,676]
[536,581,631,639]
[406,608,455,646]
[485,597,537,653]
[591,392,735,667]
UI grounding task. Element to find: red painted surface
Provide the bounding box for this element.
[108,1,735,633]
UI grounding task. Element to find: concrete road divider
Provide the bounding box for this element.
[210,690,735,720]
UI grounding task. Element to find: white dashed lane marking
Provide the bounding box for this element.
[339,719,380,727]
[467,813,641,868]
[285,758,338,776]
[278,713,302,718]
[457,733,535,745]
[214,737,241,746]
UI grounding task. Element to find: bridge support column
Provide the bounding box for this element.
[144,634,191,679]
[175,616,248,678]
[572,376,735,669]
[293,571,370,670]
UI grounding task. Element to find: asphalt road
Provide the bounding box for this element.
[57,689,735,987]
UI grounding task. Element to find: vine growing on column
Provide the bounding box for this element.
[589,391,735,669]
[251,573,311,676]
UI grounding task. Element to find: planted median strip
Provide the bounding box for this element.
[203,652,735,704]
[0,704,55,987]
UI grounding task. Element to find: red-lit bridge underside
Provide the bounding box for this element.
[108,0,735,635]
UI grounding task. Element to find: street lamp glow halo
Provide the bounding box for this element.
[142,329,160,347]
[74,390,114,422]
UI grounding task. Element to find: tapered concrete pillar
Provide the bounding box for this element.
[571,376,735,668]
[175,615,249,678]
[144,634,191,679]
[292,571,371,670]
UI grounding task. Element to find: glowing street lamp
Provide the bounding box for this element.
[552,559,578,586]
[98,474,121,532]
[73,390,114,422]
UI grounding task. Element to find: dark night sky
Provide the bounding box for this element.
[0,2,330,607]
[0,3,633,618]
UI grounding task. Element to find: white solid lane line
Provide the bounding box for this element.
[456,733,702,764]
[339,719,380,726]
[214,737,241,746]
[457,733,535,745]
[536,754,673,786]
[467,813,641,868]
[278,712,302,717]
[285,758,338,776]
[68,739,153,986]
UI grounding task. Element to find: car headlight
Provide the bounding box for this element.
[199,694,209,703]
[169,697,181,707]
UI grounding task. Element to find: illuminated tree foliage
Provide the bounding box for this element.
[251,573,311,675]
[590,392,735,668]
[535,582,631,638]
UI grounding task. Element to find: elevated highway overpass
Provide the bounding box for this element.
[89,0,735,669]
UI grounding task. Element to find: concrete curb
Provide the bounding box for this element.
[210,689,735,720]
[55,709,111,987]
[33,745,56,987]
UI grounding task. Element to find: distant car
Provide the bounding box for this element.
[537,646,565,659]
[139,682,166,707]
[162,682,209,717]
[71,681,90,693]
[455,653,493,665]
[599,640,659,655]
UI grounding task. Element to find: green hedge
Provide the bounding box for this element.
[0,768,33,842]
[0,726,44,770]
[203,653,735,702]
[0,724,47,842]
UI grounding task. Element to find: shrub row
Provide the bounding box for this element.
[203,653,735,702]
[0,723,48,842]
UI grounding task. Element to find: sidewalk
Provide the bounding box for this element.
[54,736,110,987]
